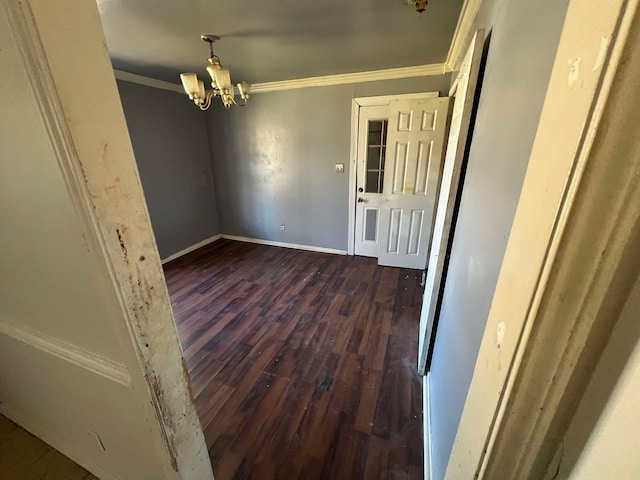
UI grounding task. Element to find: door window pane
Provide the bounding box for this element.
[365,119,388,194]
[367,146,382,170]
[368,120,384,145]
[366,171,380,193]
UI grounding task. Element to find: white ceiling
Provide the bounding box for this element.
[97,0,465,84]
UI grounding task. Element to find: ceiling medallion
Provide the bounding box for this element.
[410,0,428,14]
[180,35,250,110]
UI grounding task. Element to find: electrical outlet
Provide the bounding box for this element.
[280,224,285,230]
[335,163,344,173]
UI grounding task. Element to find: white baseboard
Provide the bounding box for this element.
[161,234,222,264]
[161,233,347,264]
[221,234,347,255]
[424,373,433,480]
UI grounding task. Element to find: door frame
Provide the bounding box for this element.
[2,0,213,478]
[446,0,640,477]
[352,104,389,258]
[347,92,439,255]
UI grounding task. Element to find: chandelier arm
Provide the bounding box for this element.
[197,92,213,111]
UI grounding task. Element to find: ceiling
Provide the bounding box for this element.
[97,0,465,85]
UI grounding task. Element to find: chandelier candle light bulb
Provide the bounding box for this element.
[180,34,250,110]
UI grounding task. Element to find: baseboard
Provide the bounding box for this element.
[221,234,347,255]
[424,373,433,480]
[161,234,222,264]
[161,233,347,264]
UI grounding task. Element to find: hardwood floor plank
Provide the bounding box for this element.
[0,428,51,479]
[0,416,98,479]
[164,239,425,480]
[366,435,393,479]
[354,367,384,434]
[197,382,236,432]
[247,459,278,480]
[28,449,90,480]
[0,415,18,446]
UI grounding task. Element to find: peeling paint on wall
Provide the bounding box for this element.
[496,321,506,348]
[568,57,582,87]
[116,227,128,262]
[147,373,179,472]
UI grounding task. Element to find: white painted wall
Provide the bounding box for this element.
[0,1,212,478]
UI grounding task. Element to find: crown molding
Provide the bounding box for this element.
[250,63,450,93]
[114,0,481,95]
[112,3,480,94]
[114,69,184,94]
[445,0,484,72]
[114,63,450,96]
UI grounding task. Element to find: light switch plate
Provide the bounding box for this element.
[335,163,344,173]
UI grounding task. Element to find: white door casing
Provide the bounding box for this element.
[377,96,451,269]
[348,93,439,257]
[354,105,390,257]
[447,0,640,475]
[0,0,213,478]
[418,30,485,375]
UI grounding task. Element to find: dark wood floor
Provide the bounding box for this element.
[164,239,425,480]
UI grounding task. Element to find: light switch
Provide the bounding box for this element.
[335,163,344,173]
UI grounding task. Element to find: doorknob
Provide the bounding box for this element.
[358,187,364,193]
[357,197,365,203]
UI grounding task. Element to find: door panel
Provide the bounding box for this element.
[377,97,450,269]
[415,141,434,195]
[408,210,424,254]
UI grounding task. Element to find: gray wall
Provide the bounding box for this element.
[117,81,220,259]
[205,76,451,251]
[428,0,569,478]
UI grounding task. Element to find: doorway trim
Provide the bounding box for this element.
[2,0,213,477]
[446,0,640,477]
[347,91,439,255]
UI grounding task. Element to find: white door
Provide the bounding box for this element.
[418,30,485,375]
[377,97,450,269]
[354,106,390,257]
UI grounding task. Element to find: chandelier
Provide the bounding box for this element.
[180,35,250,110]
